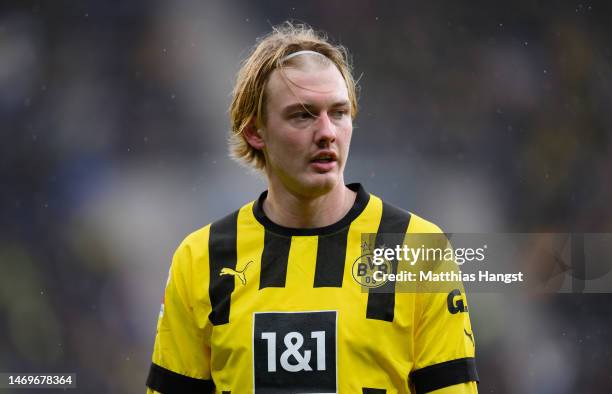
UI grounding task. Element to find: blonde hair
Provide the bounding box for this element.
[229,22,359,170]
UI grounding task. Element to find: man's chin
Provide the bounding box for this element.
[273,169,343,199]
[298,174,341,197]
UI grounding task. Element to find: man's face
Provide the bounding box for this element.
[260,61,353,198]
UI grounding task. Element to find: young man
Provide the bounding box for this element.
[146,23,478,394]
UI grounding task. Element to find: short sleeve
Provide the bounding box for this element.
[404,216,479,394]
[146,239,215,394]
[409,258,479,393]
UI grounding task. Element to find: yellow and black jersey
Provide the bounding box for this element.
[146,183,478,394]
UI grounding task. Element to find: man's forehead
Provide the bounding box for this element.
[266,64,349,106]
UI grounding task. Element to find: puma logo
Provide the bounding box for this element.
[464,328,475,347]
[220,261,252,285]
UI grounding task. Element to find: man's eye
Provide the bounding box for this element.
[332,109,348,118]
[292,112,314,120]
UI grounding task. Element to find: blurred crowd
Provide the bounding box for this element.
[1,1,611,392]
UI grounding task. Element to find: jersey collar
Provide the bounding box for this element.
[252,183,370,237]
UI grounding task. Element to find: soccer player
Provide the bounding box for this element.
[146,22,478,394]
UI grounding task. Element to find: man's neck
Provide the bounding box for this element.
[263,182,357,229]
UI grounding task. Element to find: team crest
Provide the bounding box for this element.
[351,253,392,288]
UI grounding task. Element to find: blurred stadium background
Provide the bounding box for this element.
[1,1,611,392]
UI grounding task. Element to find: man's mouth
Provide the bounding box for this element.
[310,152,337,163]
[311,156,334,163]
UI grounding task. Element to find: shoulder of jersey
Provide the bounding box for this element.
[407,211,445,234]
[176,202,250,250]
[371,193,445,235]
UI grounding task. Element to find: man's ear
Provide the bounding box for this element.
[242,118,265,150]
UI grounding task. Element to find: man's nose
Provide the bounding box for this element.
[314,112,337,145]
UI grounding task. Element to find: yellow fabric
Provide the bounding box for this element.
[408,217,476,374]
[147,193,478,393]
[151,226,213,380]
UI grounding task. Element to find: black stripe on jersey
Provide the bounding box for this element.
[146,363,214,393]
[410,357,479,394]
[208,210,239,326]
[363,388,386,393]
[314,228,349,287]
[259,230,291,289]
[366,202,411,322]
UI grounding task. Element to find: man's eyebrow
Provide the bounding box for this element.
[329,100,351,108]
[282,100,350,114]
[282,103,313,114]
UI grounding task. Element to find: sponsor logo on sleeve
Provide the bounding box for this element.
[447,289,468,314]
